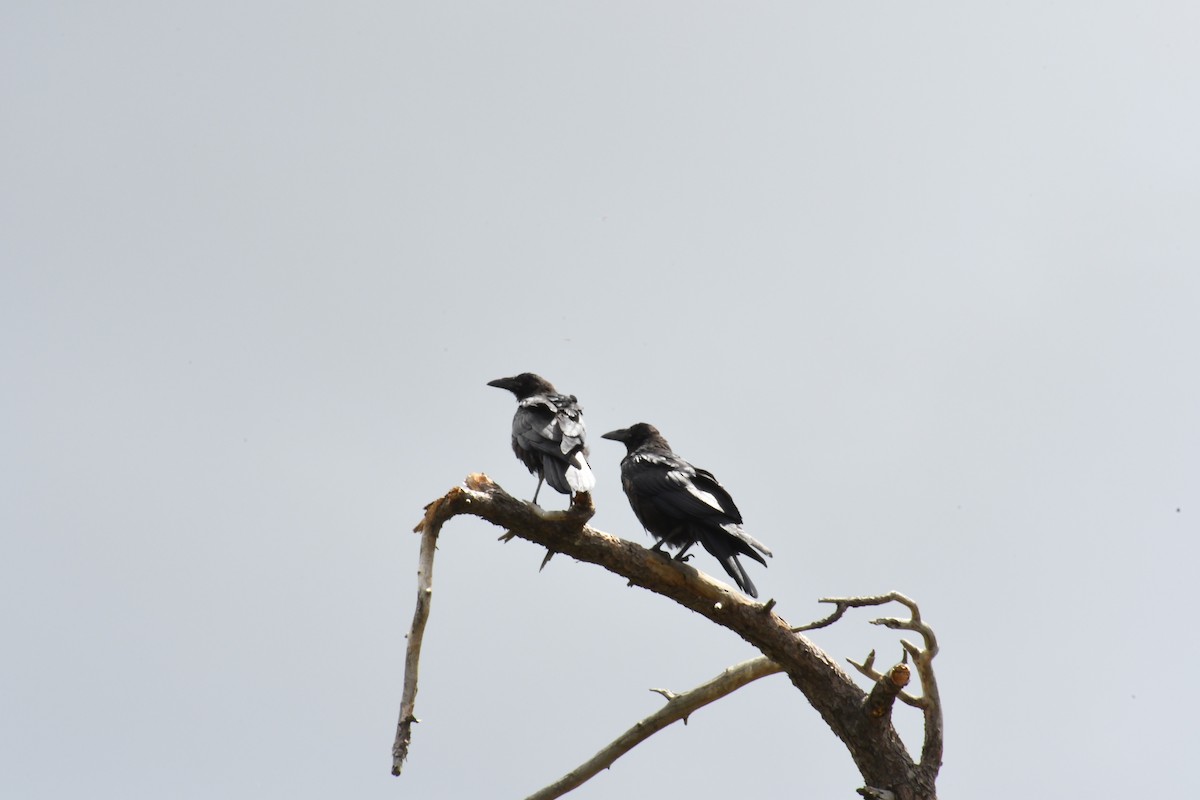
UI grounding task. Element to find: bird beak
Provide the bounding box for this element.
[601,429,628,442]
[487,377,514,390]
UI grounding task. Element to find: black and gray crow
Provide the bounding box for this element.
[602,423,772,598]
[488,373,596,504]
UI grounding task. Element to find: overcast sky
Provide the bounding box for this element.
[4,3,1198,798]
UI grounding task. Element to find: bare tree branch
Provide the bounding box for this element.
[846,649,924,709]
[863,662,911,720]
[792,600,852,632]
[523,656,782,800]
[806,592,944,786]
[391,496,446,775]
[394,477,941,800]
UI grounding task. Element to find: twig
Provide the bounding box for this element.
[524,656,782,800]
[390,496,445,775]
[792,600,851,632]
[803,592,943,782]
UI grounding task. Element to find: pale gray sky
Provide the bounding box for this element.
[3,3,1198,798]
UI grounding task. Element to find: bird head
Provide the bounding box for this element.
[487,373,556,400]
[601,423,663,452]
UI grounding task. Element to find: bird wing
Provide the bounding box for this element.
[686,466,770,556]
[549,394,588,457]
[625,453,734,522]
[690,467,743,523]
[513,394,588,458]
[625,454,771,560]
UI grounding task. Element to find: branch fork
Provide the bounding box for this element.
[797,592,944,785]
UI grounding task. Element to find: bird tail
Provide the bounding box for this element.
[720,523,772,561]
[566,453,596,495]
[541,452,596,496]
[698,528,762,598]
[720,553,759,598]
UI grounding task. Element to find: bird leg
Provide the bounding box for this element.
[648,538,694,562]
[673,542,695,563]
[531,475,545,505]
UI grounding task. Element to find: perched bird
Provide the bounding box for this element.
[487,373,596,504]
[602,423,772,598]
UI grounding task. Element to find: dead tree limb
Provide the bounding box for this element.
[863,662,911,720]
[524,656,782,800]
[394,475,942,800]
[391,495,447,775]
[845,650,923,709]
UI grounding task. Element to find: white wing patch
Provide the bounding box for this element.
[664,469,724,512]
[685,482,725,512]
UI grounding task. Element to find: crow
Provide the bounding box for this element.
[487,373,596,504]
[602,423,772,598]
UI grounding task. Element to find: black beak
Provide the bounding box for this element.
[487,377,515,391]
[601,428,629,442]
